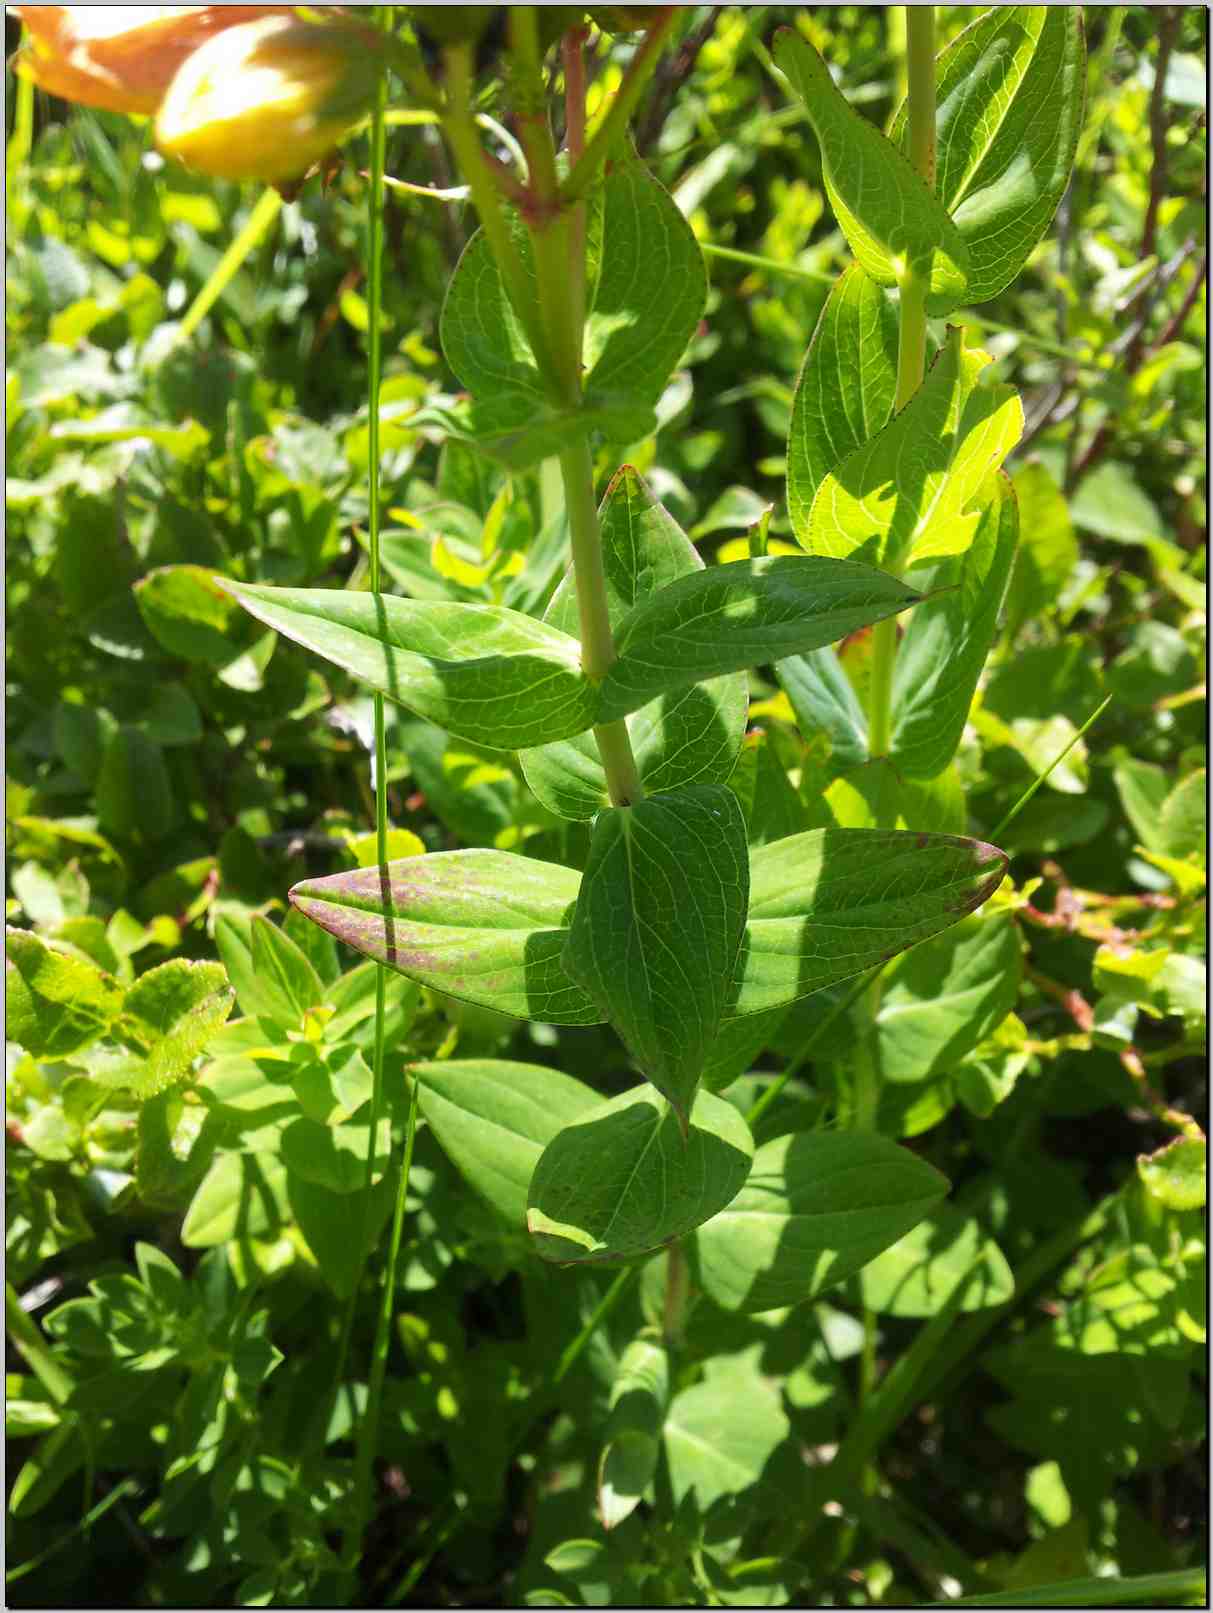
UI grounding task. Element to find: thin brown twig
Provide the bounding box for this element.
[635,5,724,155]
[1140,6,1182,262]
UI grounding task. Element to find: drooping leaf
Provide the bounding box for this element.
[891,6,1086,303]
[527,1084,754,1263]
[696,1130,948,1313]
[290,850,599,1026]
[774,29,970,313]
[221,582,597,751]
[891,472,1019,778]
[807,328,1023,571]
[726,828,1008,1019]
[520,467,747,819]
[414,1058,601,1229]
[599,1337,670,1530]
[787,265,900,541]
[597,556,921,724]
[563,784,749,1117]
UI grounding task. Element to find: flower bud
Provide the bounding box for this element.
[13,6,297,117]
[155,14,383,184]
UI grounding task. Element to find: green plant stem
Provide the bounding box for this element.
[663,1240,690,1348]
[6,1282,74,1405]
[560,7,679,204]
[928,1568,1207,1609]
[552,1267,638,1387]
[176,188,282,345]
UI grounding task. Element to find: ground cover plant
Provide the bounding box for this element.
[4,4,1207,1607]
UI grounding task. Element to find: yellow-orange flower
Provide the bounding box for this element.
[13,6,298,117]
[155,14,382,184]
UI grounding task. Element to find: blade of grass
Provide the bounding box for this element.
[926,1567,1207,1608]
[176,186,282,344]
[990,694,1113,842]
[6,1479,139,1585]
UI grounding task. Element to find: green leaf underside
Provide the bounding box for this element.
[219,582,595,752]
[563,784,750,1116]
[527,1085,754,1263]
[696,1130,948,1313]
[891,472,1019,778]
[806,328,1023,571]
[289,828,1005,1033]
[598,555,922,724]
[774,30,970,314]
[290,850,600,1026]
[437,159,703,466]
[521,466,748,819]
[727,827,1008,1018]
[599,1337,669,1530]
[414,1059,600,1229]
[891,6,1087,303]
[787,265,900,541]
[777,646,870,773]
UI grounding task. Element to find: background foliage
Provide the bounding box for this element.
[5,6,1207,1607]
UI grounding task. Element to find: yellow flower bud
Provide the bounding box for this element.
[13,6,298,117]
[155,14,382,184]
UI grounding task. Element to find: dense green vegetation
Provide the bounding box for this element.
[5,6,1206,1608]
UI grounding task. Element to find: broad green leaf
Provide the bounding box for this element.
[102,958,234,1098]
[520,467,748,819]
[664,1349,789,1511]
[727,828,1007,1019]
[807,328,1023,570]
[696,1130,948,1313]
[787,265,899,541]
[853,1206,1015,1316]
[222,582,596,752]
[122,958,228,1042]
[700,1008,790,1095]
[597,556,921,724]
[583,159,707,418]
[290,850,599,1026]
[1138,1137,1206,1213]
[527,1085,753,1264]
[289,1170,397,1297]
[441,223,546,406]
[563,784,749,1117]
[6,928,124,1059]
[774,30,970,313]
[134,565,260,666]
[1004,462,1078,639]
[891,472,1019,778]
[776,647,869,773]
[181,1148,290,1247]
[1158,769,1206,861]
[279,1111,392,1195]
[598,1337,669,1530]
[136,1091,218,1211]
[891,6,1086,302]
[414,1058,601,1228]
[825,757,967,836]
[870,913,1022,1082]
[95,727,174,839]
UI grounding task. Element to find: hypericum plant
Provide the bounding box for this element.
[13,0,1103,1574]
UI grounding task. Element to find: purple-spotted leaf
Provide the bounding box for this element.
[289,850,600,1026]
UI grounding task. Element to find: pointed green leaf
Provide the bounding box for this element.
[776,646,870,773]
[787,265,900,539]
[727,828,1008,1019]
[583,158,707,418]
[696,1131,948,1313]
[290,850,600,1026]
[774,29,970,313]
[853,1205,1015,1316]
[414,1058,601,1228]
[221,582,596,751]
[441,222,546,406]
[563,784,749,1116]
[891,472,1019,778]
[807,327,1023,570]
[6,928,124,1059]
[526,1085,754,1264]
[248,914,324,1030]
[599,1337,669,1530]
[891,6,1087,303]
[521,467,748,819]
[181,1149,290,1248]
[279,1111,392,1196]
[598,556,921,724]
